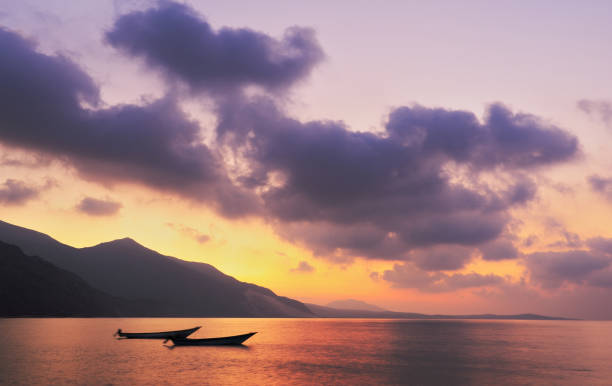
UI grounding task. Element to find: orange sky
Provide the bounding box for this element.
[2,1,612,319]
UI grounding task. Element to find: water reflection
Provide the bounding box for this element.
[0,318,611,385]
[163,344,251,351]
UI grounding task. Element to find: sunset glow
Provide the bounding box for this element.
[2,0,612,319]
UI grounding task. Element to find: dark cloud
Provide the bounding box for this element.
[216,96,578,265]
[379,262,507,292]
[0,179,40,205]
[165,222,210,243]
[0,16,584,271]
[290,260,315,273]
[587,237,612,255]
[76,197,122,216]
[479,239,519,261]
[106,1,323,94]
[577,99,612,127]
[403,213,507,247]
[410,246,475,271]
[0,27,257,218]
[587,270,612,288]
[525,250,612,289]
[588,175,612,201]
[275,222,407,263]
[387,103,578,169]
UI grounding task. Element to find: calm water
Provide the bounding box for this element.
[0,318,611,385]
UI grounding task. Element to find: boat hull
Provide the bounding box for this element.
[171,332,257,346]
[117,326,200,339]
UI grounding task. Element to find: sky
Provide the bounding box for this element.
[1,0,612,319]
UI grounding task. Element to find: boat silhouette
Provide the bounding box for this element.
[167,332,257,346]
[114,326,200,339]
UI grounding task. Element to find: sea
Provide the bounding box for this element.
[1,318,611,385]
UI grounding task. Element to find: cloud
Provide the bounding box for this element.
[0,150,51,168]
[522,234,539,247]
[76,197,122,216]
[525,250,612,289]
[0,179,40,205]
[543,218,583,248]
[472,280,612,320]
[387,103,578,169]
[410,245,475,271]
[479,239,519,261]
[165,222,210,243]
[577,99,612,127]
[216,96,578,265]
[379,262,507,292]
[275,222,407,263]
[106,1,323,94]
[0,16,583,271]
[0,27,258,218]
[588,175,612,201]
[290,260,315,273]
[587,237,612,254]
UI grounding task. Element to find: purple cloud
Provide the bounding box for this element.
[0,27,257,218]
[0,10,584,271]
[379,262,507,293]
[106,1,323,94]
[215,96,578,265]
[525,250,612,289]
[387,103,578,169]
[101,1,579,269]
[76,197,122,216]
[578,99,612,127]
[0,179,40,206]
[588,175,612,201]
[410,246,475,271]
[479,239,519,261]
[587,237,612,255]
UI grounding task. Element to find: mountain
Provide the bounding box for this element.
[0,220,312,317]
[0,220,571,320]
[306,303,572,320]
[0,241,135,316]
[326,299,387,312]
[307,303,427,318]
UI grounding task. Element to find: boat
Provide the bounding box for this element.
[168,332,257,346]
[114,326,200,339]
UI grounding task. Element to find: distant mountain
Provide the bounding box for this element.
[326,299,387,312]
[0,241,137,316]
[307,303,427,318]
[0,220,312,317]
[306,303,572,320]
[0,220,573,320]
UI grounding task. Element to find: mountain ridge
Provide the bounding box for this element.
[0,220,312,317]
[0,240,159,316]
[306,303,575,320]
[0,220,573,320]
[327,299,387,312]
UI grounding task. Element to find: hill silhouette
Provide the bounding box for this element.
[0,220,571,320]
[327,299,387,312]
[0,241,137,316]
[0,220,312,317]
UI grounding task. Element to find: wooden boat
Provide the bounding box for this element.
[114,326,200,339]
[169,332,257,346]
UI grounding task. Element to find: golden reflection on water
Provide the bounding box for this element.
[1,318,611,385]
